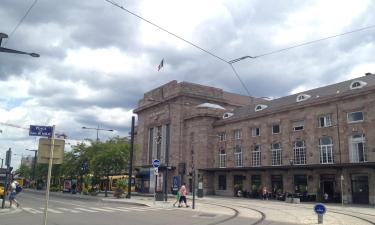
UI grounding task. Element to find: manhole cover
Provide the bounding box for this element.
[198,213,217,218]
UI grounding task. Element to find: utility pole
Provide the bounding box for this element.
[2,148,11,209]
[26,149,38,185]
[126,116,135,198]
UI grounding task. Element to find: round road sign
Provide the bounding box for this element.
[152,159,160,168]
[314,203,326,215]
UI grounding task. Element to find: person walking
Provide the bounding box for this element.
[262,186,268,200]
[172,189,180,207]
[8,181,20,208]
[178,183,189,208]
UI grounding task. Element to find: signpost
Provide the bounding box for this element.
[29,125,64,225]
[314,203,326,224]
[153,159,160,203]
[29,125,52,137]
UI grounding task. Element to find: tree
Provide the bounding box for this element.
[15,164,32,179]
[87,137,130,196]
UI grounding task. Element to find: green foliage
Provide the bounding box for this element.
[15,164,32,179]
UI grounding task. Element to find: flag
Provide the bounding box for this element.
[157,58,164,71]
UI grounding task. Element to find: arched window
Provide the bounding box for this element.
[234,145,243,167]
[219,149,226,168]
[319,137,333,164]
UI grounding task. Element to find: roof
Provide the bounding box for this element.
[220,74,375,123]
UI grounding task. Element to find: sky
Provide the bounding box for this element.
[1,0,375,169]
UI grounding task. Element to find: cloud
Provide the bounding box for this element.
[0,0,374,169]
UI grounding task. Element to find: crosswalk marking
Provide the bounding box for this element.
[74,207,98,212]
[57,207,81,213]
[21,206,174,214]
[101,207,129,212]
[45,208,63,214]
[23,207,43,214]
[88,207,114,212]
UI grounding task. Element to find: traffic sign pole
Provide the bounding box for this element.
[43,125,55,225]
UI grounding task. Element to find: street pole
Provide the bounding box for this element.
[341,174,344,206]
[96,125,99,142]
[2,148,11,209]
[33,150,37,183]
[126,116,135,198]
[43,125,55,225]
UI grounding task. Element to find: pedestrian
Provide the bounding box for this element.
[8,181,20,208]
[262,186,268,200]
[178,183,189,208]
[324,193,328,202]
[172,189,180,207]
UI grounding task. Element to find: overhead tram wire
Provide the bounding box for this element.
[253,24,375,58]
[104,0,375,98]
[104,0,252,97]
[104,0,228,64]
[3,0,38,46]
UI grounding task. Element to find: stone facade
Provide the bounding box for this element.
[134,76,375,204]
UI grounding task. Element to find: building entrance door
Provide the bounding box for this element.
[320,174,335,202]
[351,175,369,204]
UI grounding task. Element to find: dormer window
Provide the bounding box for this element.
[296,94,311,102]
[350,80,367,90]
[223,112,234,119]
[254,104,268,112]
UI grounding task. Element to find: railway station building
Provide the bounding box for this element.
[134,74,375,205]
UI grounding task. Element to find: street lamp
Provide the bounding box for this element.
[0,33,40,57]
[82,125,114,142]
[26,149,38,184]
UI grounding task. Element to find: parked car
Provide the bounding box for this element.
[0,183,4,198]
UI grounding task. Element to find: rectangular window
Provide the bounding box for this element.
[218,175,227,190]
[271,143,282,166]
[234,129,242,140]
[293,140,306,165]
[252,127,260,137]
[318,114,332,127]
[319,137,334,164]
[251,145,261,167]
[347,111,364,123]
[293,121,304,131]
[219,149,226,168]
[218,132,227,142]
[272,124,280,134]
[234,145,243,167]
[349,134,367,163]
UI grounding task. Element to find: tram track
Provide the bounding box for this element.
[201,198,375,225]
[202,202,266,225]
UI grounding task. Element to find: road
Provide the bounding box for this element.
[0,191,241,225]
[1,191,375,225]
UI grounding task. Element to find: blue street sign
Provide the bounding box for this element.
[172,176,180,192]
[314,203,326,215]
[29,125,52,137]
[152,159,160,168]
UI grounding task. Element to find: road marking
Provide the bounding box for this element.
[23,207,43,214]
[45,208,64,213]
[56,207,81,213]
[101,207,130,212]
[89,207,114,212]
[74,207,98,212]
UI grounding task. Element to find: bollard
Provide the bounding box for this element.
[318,214,323,224]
